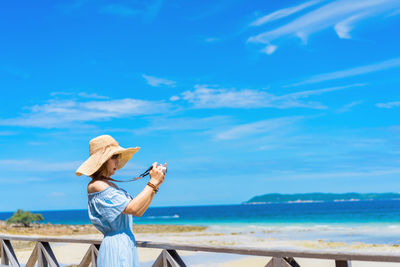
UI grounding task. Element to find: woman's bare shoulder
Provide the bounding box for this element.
[87,180,111,194]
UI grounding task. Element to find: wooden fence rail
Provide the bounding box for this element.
[1,234,400,267]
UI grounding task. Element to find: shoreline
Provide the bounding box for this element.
[0,220,207,235]
[2,222,400,266]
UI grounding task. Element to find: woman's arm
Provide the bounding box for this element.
[123,162,166,217]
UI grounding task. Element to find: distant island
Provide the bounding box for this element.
[243,193,400,204]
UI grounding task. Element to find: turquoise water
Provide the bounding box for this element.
[2,200,400,244]
[2,199,398,225]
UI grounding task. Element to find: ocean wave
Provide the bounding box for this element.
[206,223,400,244]
[244,199,373,204]
[144,214,180,219]
[333,199,362,202]
[243,200,325,204]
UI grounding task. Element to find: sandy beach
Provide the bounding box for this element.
[2,222,400,266]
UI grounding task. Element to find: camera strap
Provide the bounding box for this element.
[101,166,153,183]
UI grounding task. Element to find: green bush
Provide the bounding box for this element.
[6,209,44,227]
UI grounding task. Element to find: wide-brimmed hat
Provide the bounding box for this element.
[75,135,140,177]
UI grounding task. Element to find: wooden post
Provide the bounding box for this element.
[79,244,100,267]
[37,244,48,267]
[0,239,20,267]
[335,260,352,267]
[0,239,7,266]
[283,257,300,267]
[25,243,39,267]
[166,250,186,267]
[29,242,60,267]
[265,257,292,267]
[92,244,100,266]
[1,235,400,266]
[152,249,186,267]
[41,242,59,267]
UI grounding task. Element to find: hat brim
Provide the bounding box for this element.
[75,146,140,177]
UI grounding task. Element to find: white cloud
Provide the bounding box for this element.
[376,101,400,109]
[142,74,176,87]
[169,95,180,101]
[248,0,400,50]
[134,116,232,134]
[48,192,66,197]
[50,91,109,99]
[0,159,81,172]
[50,92,74,97]
[180,84,363,109]
[205,37,221,43]
[284,84,363,98]
[216,117,301,140]
[0,131,17,136]
[389,9,400,16]
[99,4,137,16]
[279,168,400,180]
[262,45,277,55]
[337,100,363,113]
[97,0,162,20]
[0,98,171,128]
[181,85,267,108]
[82,99,164,115]
[78,92,109,99]
[334,13,367,39]
[0,177,47,184]
[287,57,400,86]
[250,0,322,26]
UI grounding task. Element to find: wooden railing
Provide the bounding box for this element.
[1,234,400,266]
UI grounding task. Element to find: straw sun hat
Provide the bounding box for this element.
[75,135,140,177]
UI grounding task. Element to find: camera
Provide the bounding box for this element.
[147,164,167,175]
[158,165,167,175]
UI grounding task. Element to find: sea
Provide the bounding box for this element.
[2,199,400,245]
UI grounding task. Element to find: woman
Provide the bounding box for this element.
[75,134,166,267]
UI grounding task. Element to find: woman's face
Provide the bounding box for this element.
[105,154,120,177]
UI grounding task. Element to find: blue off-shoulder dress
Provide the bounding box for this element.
[88,186,140,267]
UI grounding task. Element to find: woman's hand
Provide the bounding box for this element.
[149,162,166,188]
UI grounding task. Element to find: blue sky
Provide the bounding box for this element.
[1,0,400,211]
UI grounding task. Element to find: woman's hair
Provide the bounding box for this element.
[90,162,108,179]
[90,154,120,179]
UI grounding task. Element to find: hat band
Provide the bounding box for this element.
[90,142,120,156]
